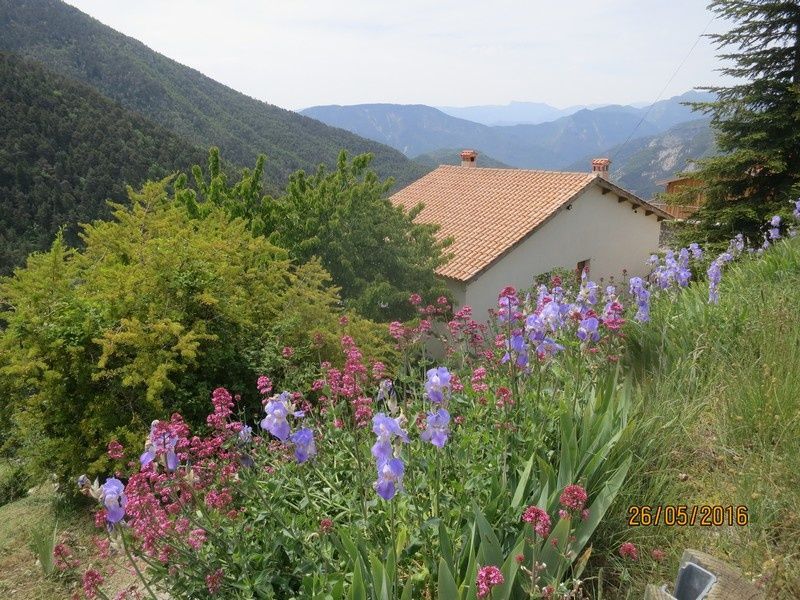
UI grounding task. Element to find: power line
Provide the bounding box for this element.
[611,15,716,162]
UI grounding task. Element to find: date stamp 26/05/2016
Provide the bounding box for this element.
[627,505,749,527]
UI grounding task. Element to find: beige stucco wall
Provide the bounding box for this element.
[460,185,662,320]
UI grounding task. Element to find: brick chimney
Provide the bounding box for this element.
[591,158,611,178]
[460,149,478,168]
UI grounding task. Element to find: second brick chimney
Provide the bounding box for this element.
[460,149,478,168]
[591,158,611,178]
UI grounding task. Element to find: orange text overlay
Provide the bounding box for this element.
[627,505,749,527]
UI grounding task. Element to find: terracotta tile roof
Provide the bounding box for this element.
[390,166,593,281]
[391,165,669,282]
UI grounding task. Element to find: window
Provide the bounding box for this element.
[576,259,590,281]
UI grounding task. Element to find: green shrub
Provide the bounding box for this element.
[0,179,393,484]
[0,459,29,506]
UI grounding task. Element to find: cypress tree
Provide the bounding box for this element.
[683,0,800,244]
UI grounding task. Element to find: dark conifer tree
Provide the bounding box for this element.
[682,0,800,244]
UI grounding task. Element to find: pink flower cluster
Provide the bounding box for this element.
[476,565,504,598]
[619,542,638,560]
[107,440,125,460]
[521,505,551,538]
[471,367,488,393]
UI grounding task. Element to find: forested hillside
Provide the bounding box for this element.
[0,52,207,272]
[0,0,426,189]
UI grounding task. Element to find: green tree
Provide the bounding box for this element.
[179,148,452,321]
[679,0,800,244]
[0,178,392,484]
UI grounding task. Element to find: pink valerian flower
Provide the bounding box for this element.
[409,293,422,306]
[450,374,464,393]
[476,565,504,598]
[282,346,294,358]
[82,568,105,599]
[188,528,207,550]
[257,375,273,396]
[205,488,233,510]
[651,548,667,562]
[514,554,525,564]
[333,418,344,429]
[559,484,588,512]
[206,568,224,595]
[454,415,465,426]
[312,378,325,392]
[372,361,387,380]
[471,367,489,392]
[496,387,513,408]
[107,440,124,459]
[54,543,78,570]
[619,542,639,560]
[92,536,111,559]
[338,315,349,326]
[320,518,334,534]
[352,396,373,427]
[521,505,551,538]
[207,387,235,430]
[389,321,407,340]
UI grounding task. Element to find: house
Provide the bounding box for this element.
[390,151,671,319]
[651,175,704,220]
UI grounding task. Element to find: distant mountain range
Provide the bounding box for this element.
[435,101,603,126]
[568,118,716,198]
[301,91,715,195]
[0,0,427,190]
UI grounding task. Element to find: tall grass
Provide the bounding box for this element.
[598,239,800,598]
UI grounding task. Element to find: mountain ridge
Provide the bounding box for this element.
[0,0,427,189]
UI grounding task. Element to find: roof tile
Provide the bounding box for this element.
[391,166,596,282]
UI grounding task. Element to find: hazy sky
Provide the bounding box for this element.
[64,0,731,111]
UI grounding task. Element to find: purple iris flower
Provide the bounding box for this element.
[375,458,405,501]
[260,394,291,441]
[629,277,651,322]
[707,258,723,304]
[769,215,781,240]
[794,199,800,220]
[536,338,564,359]
[421,408,450,448]
[525,314,546,341]
[577,317,600,342]
[101,478,127,524]
[371,413,409,463]
[425,367,452,404]
[238,425,253,444]
[688,243,703,260]
[729,234,745,255]
[140,421,178,471]
[540,300,563,333]
[290,428,316,463]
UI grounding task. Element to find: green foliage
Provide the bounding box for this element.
[29,519,58,577]
[0,459,29,507]
[0,1,427,190]
[677,0,800,244]
[602,238,800,597]
[177,148,452,321]
[103,338,635,598]
[0,52,206,273]
[0,179,392,484]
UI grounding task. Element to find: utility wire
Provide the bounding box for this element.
[611,14,716,162]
